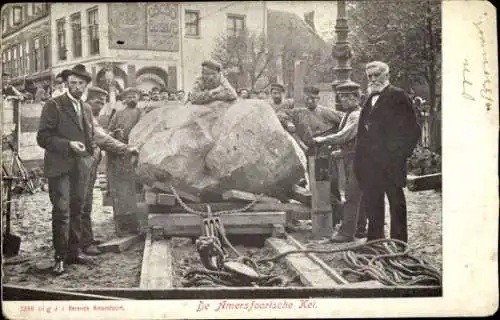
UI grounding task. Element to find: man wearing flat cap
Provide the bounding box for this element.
[313,81,367,243]
[190,60,238,105]
[107,86,144,236]
[81,87,139,254]
[284,86,343,151]
[37,64,97,274]
[237,88,249,99]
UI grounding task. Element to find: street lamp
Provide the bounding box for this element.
[332,0,359,109]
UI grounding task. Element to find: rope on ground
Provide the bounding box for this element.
[295,238,442,287]
[182,215,288,288]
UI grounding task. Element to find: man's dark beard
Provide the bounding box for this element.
[127,101,137,108]
[272,97,282,104]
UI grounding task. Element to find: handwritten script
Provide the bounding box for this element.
[464,13,493,111]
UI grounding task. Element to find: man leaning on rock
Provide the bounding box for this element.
[190,60,238,105]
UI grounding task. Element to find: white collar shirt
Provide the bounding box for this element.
[370,83,389,106]
[66,91,83,121]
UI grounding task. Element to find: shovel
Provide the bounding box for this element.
[2,177,21,257]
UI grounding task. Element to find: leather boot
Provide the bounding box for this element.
[53,256,65,275]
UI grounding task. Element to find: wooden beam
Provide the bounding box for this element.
[157,193,177,206]
[286,234,348,285]
[145,191,177,206]
[144,190,157,205]
[265,237,339,287]
[289,184,312,206]
[309,153,333,239]
[149,211,285,227]
[152,182,201,203]
[140,232,174,289]
[148,202,310,216]
[222,189,281,204]
[407,173,442,191]
[160,225,274,237]
[97,234,143,253]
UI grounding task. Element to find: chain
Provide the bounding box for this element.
[169,184,263,216]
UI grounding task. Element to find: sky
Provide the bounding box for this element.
[266,1,338,40]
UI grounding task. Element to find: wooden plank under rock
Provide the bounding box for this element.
[97,234,143,253]
[149,201,310,219]
[149,211,285,227]
[265,237,339,287]
[140,231,173,289]
[222,189,281,203]
[152,182,201,203]
[289,185,312,206]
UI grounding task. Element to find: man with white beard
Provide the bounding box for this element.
[354,61,420,243]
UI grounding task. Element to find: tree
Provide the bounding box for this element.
[347,0,441,111]
[347,0,442,151]
[211,30,275,90]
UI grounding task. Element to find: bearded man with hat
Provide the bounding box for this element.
[37,64,98,274]
[81,86,139,254]
[191,60,237,105]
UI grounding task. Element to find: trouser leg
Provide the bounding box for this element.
[362,188,385,240]
[48,174,71,260]
[67,159,90,256]
[386,184,408,243]
[81,154,101,247]
[329,157,343,226]
[338,157,361,238]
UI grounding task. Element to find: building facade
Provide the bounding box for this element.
[50,2,266,93]
[1,3,51,93]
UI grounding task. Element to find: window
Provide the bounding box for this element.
[227,14,245,38]
[71,13,82,58]
[2,52,6,76]
[12,6,23,25]
[18,44,24,75]
[7,49,12,74]
[43,35,50,70]
[33,37,40,72]
[2,14,8,33]
[56,18,66,60]
[27,4,33,17]
[12,46,18,77]
[33,4,45,15]
[24,40,29,72]
[88,8,99,55]
[19,43,26,75]
[185,10,200,37]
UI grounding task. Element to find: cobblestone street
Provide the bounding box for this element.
[3,183,441,289]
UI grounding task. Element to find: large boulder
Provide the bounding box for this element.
[128,99,306,199]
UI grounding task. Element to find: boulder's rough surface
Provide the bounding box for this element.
[128,99,306,199]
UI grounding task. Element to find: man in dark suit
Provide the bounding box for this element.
[37,64,96,275]
[354,61,421,243]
